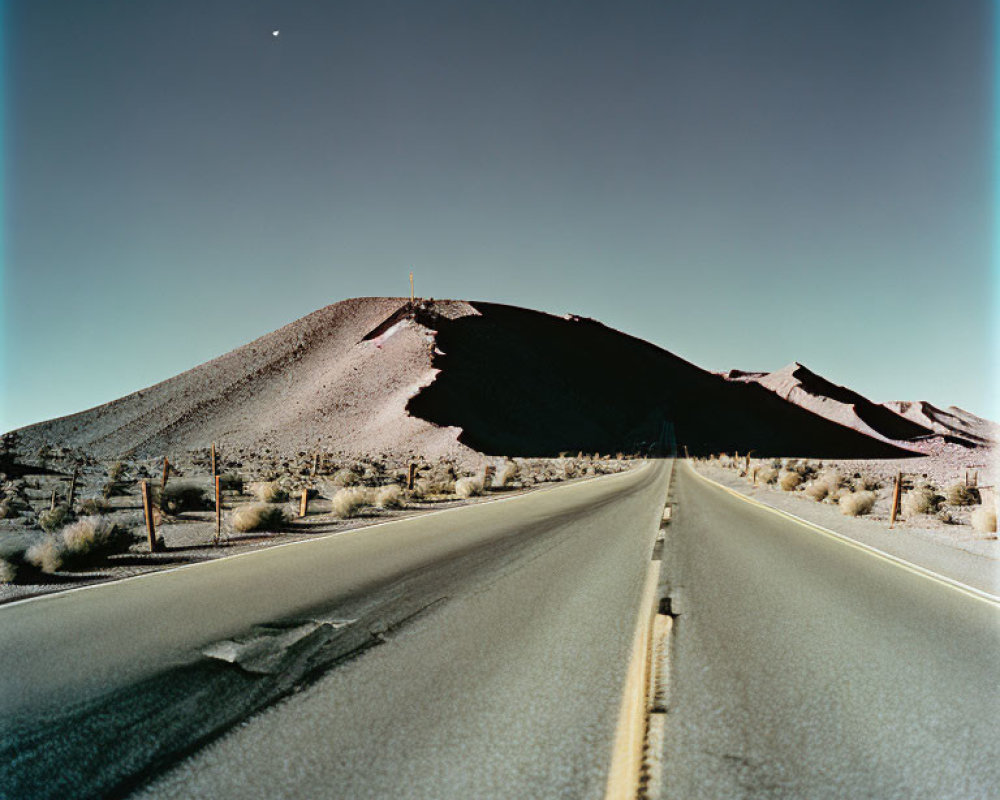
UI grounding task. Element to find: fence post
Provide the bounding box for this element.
[49,489,57,512]
[67,466,78,511]
[214,474,222,543]
[211,443,217,477]
[141,480,158,552]
[313,453,320,475]
[889,472,902,529]
[161,457,170,490]
[407,463,417,490]
[299,488,309,518]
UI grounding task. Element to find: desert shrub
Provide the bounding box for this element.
[455,477,485,498]
[108,461,127,482]
[253,481,288,504]
[778,471,803,491]
[0,500,19,519]
[757,467,779,486]
[39,504,71,533]
[231,504,287,533]
[936,509,956,525]
[855,474,882,492]
[26,538,63,573]
[804,481,829,502]
[330,487,373,518]
[161,483,209,514]
[0,558,16,583]
[494,462,518,488]
[218,472,244,492]
[902,486,940,517]
[332,469,361,487]
[78,497,113,515]
[839,491,876,517]
[374,484,404,509]
[970,507,997,534]
[945,483,978,507]
[26,517,132,573]
[416,478,455,498]
[60,517,134,566]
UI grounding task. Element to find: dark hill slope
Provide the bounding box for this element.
[406,302,917,458]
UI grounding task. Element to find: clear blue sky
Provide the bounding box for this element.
[2,0,995,431]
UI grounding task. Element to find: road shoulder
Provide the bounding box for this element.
[688,462,1000,598]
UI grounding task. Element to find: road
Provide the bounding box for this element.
[661,461,1000,799]
[0,461,670,800]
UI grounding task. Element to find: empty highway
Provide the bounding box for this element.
[662,461,1000,799]
[0,461,670,800]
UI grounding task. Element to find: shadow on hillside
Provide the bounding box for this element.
[406,302,921,459]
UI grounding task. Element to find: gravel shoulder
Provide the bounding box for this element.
[690,462,999,597]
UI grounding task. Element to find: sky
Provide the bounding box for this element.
[2,0,995,431]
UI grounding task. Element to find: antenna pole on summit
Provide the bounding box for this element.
[410,271,414,302]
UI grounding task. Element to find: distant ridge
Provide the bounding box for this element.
[883,401,997,446]
[8,298,944,460]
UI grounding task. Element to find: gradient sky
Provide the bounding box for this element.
[2,0,995,431]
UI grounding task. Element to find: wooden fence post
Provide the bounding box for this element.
[313,453,320,475]
[141,480,158,552]
[214,474,222,543]
[49,489,57,512]
[299,488,309,518]
[407,463,417,490]
[889,472,902,529]
[161,457,170,490]
[67,466,78,511]
[211,443,217,477]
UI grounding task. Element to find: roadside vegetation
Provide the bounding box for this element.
[694,454,997,535]
[0,444,636,592]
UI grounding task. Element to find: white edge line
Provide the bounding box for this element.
[1,461,653,612]
[687,464,1000,608]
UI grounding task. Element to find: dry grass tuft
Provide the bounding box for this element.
[945,483,978,507]
[78,497,113,515]
[39,505,71,533]
[455,476,485,498]
[839,491,876,517]
[231,503,287,533]
[330,487,374,518]
[855,474,882,492]
[253,481,288,504]
[902,485,940,517]
[757,467,779,486]
[778,470,802,491]
[0,558,16,583]
[970,507,997,534]
[332,469,361,487]
[374,484,404,509]
[27,517,134,572]
[26,537,63,573]
[804,481,829,502]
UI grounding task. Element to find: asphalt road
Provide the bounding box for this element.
[661,461,1000,800]
[0,461,670,800]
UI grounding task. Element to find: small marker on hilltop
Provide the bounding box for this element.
[410,271,415,302]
